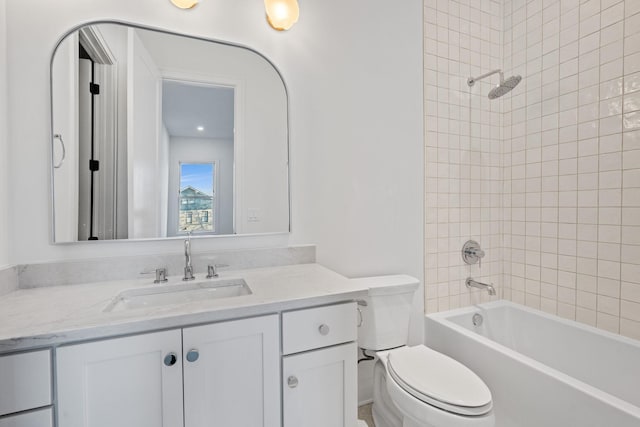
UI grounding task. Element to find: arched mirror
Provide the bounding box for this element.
[51,22,290,243]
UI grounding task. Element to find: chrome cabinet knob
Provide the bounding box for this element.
[164,352,178,367]
[318,324,330,336]
[186,349,199,363]
[287,376,299,388]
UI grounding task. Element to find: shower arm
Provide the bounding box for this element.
[467,69,504,87]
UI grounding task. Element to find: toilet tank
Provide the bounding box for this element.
[353,275,420,351]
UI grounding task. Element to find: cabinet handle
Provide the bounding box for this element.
[164,352,178,367]
[53,134,66,169]
[186,349,200,363]
[287,376,299,388]
[318,324,330,336]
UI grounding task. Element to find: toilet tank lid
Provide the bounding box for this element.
[351,275,420,296]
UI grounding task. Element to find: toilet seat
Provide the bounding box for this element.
[387,345,492,416]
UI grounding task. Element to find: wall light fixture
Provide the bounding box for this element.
[170,0,199,9]
[264,0,299,31]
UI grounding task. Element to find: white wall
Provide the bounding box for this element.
[167,137,234,235]
[5,0,424,287]
[159,125,170,238]
[51,34,79,242]
[127,28,165,239]
[0,0,8,268]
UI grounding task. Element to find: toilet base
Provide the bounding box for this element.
[373,349,495,427]
[372,358,402,427]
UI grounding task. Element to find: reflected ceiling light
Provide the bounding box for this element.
[170,0,198,9]
[197,126,204,131]
[264,0,299,31]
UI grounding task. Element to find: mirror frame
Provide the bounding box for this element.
[49,20,291,244]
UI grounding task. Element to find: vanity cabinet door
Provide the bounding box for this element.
[0,350,51,416]
[182,315,280,427]
[0,408,53,427]
[56,330,184,427]
[282,342,357,427]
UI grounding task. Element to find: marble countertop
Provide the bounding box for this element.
[0,263,368,352]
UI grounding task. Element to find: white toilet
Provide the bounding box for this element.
[356,275,495,427]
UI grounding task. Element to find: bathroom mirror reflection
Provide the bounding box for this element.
[51,22,289,243]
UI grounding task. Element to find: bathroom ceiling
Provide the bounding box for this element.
[162,80,235,140]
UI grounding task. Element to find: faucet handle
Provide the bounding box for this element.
[141,268,168,283]
[206,264,229,279]
[462,240,485,268]
[154,268,168,284]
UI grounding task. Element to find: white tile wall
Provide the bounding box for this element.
[424,0,503,313]
[424,0,640,340]
[503,0,640,340]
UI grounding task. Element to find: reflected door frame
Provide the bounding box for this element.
[161,70,244,235]
[79,26,119,241]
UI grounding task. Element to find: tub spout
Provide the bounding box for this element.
[466,277,496,296]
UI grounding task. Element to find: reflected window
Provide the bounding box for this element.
[179,162,215,233]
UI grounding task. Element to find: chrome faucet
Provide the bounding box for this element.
[183,232,195,281]
[466,277,496,296]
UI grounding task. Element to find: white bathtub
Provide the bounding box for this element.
[425,300,640,427]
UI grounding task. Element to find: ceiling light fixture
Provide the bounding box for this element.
[264,0,299,31]
[170,0,198,9]
[197,126,204,131]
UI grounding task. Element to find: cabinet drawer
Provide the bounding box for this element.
[0,350,52,416]
[0,408,53,427]
[282,302,356,355]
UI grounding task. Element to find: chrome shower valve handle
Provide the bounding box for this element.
[462,240,485,268]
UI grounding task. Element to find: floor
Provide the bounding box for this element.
[358,403,375,427]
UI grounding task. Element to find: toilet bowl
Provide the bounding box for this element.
[372,345,494,427]
[354,275,494,427]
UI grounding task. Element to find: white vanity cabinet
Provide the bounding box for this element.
[182,316,280,427]
[282,302,358,427]
[56,315,280,427]
[56,329,184,427]
[0,350,53,427]
[0,409,53,427]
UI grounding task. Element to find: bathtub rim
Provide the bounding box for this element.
[425,300,640,420]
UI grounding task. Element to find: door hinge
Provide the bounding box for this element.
[89,160,100,171]
[89,83,100,95]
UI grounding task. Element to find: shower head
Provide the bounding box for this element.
[467,69,522,99]
[488,75,522,99]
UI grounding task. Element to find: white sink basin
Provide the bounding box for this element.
[104,279,251,312]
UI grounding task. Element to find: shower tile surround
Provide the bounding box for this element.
[503,0,640,339]
[425,0,640,340]
[424,0,505,312]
